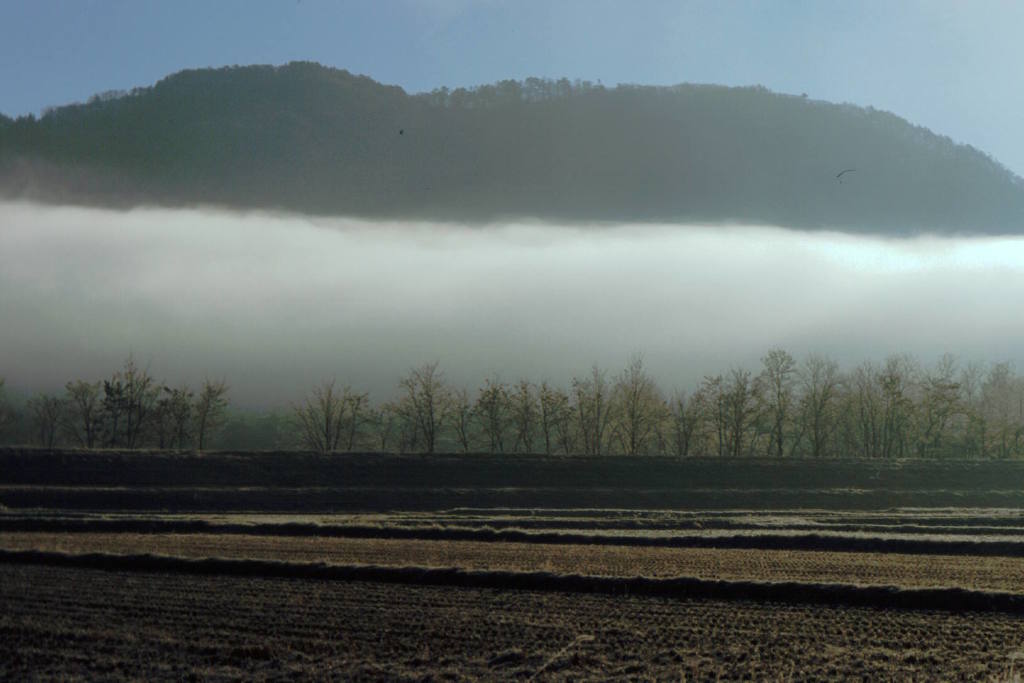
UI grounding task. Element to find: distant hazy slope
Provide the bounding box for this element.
[1,61,1022,233]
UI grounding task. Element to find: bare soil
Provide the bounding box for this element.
[6,531,1024,595]
[3,563,1023,681]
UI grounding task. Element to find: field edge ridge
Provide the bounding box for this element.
[4,547,1024,615]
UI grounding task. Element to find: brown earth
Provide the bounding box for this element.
[2,563,1022,681]
[6,531,1024,594]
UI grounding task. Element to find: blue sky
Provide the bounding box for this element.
[2,0,1023,176]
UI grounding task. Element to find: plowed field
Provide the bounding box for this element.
[6,531,1024,594]
[3,564,1023,681]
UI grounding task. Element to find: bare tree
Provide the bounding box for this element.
[398,362,450,454]
[62,380,103,448]
[798,354,842,458]
[509,380,538,453]
[759,348,797,458]
[28,393,64,449]
[194,378,229,451]
[124,356,159,448]
[101,355,159,448]
[475,377,510,454]
[538,382,572,455]
[370,402,402,453]
[448,388,474,453]
[101,373,126,448]
[980,362,1023,459]
[693,375,726,457]
[846,356,917,459]
[723,368,757,457]
[572,365,612,456]
[156,385,194,449]
[669,389,700,457]
[553,403,578,455]
[395,403,420,453]
[0,378,13,438]
[959,361,987,459]
[293,380,346,454]
[915,354,964,458]
[879,355,918,459]
[341,389,370,452]
[847,361,884,459]
[611,355,664,456]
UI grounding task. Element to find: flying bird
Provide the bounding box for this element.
[399,129,404,136]
[836,168,856,183]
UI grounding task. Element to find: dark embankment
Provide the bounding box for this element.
[6,518,1024,557]
[4,548,1024,615]
[14,513,1022,536]
[3,448,1024,511]
[6,485,1024,511]
[7,448,1024,489]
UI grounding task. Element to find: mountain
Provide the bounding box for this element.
[1,61,1022,233]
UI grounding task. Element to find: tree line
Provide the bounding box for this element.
[0,356,229,451]
[5,350,1024,458]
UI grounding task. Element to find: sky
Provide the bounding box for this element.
[1,1,1023,177]
[3,2,1024,409]
[4,201,1024,408]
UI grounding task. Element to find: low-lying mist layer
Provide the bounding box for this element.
[3,201,1024,407]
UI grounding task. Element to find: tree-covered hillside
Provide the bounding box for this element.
[1,61,1022,233]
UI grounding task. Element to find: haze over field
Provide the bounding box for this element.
[3,200,1024,407]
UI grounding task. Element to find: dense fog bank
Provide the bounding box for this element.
[2,201,1024,407]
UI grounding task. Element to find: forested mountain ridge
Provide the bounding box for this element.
[1,61,1022,233]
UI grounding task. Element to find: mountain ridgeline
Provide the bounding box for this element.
[1,61,1022,233]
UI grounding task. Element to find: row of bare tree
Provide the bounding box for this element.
[5,350,1024,458]
[3,356,230,450]
[291,352,1024,459]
